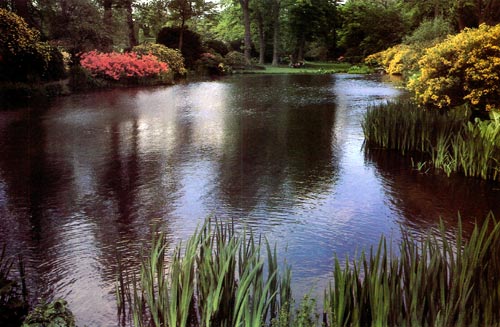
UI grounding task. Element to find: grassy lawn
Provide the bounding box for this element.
[238,61,373,74]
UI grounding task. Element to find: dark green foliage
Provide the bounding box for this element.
[403,17,454,46]
[22,299,76,327]
[224,51,247,69]
[156,27,204,68]
[339,1,408,58]
[0,246,28,327]
[204,39,229,56]
[195,52,226,76]
[228,39,244,52]
[43,46,67,81]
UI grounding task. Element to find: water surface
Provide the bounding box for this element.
[1,74,499,326]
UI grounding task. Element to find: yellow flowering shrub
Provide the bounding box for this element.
[0,8,53,81]
[408,24,500,111]
[365,44,421,76]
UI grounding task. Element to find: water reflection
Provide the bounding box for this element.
[0,75,499,326]
[365,149,500,237]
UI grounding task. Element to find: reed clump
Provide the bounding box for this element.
[116,219,300,327]
[117,215,500,327]
[324,213,500,326]
[362,101,500,181]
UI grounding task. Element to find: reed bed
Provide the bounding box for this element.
[116,219,297,327]
[362,101,500,181]
[324,213,500,327]
[116,215,500,327]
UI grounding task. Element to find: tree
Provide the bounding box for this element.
[338,0,407,58]
[287,0,339,62]
[271,0,281,65]
[35,0,114,55]
[134,0,169,38]
[157,26,204,67]
[239,0,252,63]
[123,0,137,48]
[168,0,217,51]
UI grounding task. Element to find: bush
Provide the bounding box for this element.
[0,8,52,82]
[79,50,168,81]
[44,46,67,81]
[224,51,247,68]
[156,27,204,68]
[366,18,455,78]
[204,39,229,56]
[195,52,227,76]
[132,43,187,76]
[22,299,75,327]
[403,17,454,46]
[408,24,500,111]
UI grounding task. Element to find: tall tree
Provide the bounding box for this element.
[168,0,216,51]
[134,0,169,38]
[124,0,137,48]
[271,0,281,66]
[239,0,252,63]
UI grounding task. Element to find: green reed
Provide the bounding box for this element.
[362,101,500,181]
[116,219,294,327]
[117,215,500,327]
[117,215,500,326]
[323,213,500,327]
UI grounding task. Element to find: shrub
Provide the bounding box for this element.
[225,51,247,68]
[22,299,75,327]
[403,17,454,46]
[156,27,204,68]
[195,52,227,75]
[79,50,168,81]
[44,46,67,81]
[132,43,186,76]
[204,39,229,56]
[366,18,455,78]
[0,8,52,82]
[408,24,500,111]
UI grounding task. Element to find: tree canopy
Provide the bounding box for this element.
[2,0,500,66]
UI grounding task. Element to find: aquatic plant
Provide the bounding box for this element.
[116,219,294,327]
[362,100,500,181]
[22,299,76,327]
[117,214,500,327]
[323,213,500,327]
[0,245,28,326]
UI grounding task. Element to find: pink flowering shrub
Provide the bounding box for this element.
[80,51,169,81]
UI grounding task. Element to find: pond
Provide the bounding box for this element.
[1,74,499,326]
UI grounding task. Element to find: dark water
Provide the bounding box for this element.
[1,74,499,326]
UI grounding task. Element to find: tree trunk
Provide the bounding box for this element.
[104,0,113,26]
[239,0,252,64]
[179,20,185,51]
[102,0,113,51]
[257,13,265,65]
[125,0,137,49]
[271,0,280,66]
[297,34,305,62]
